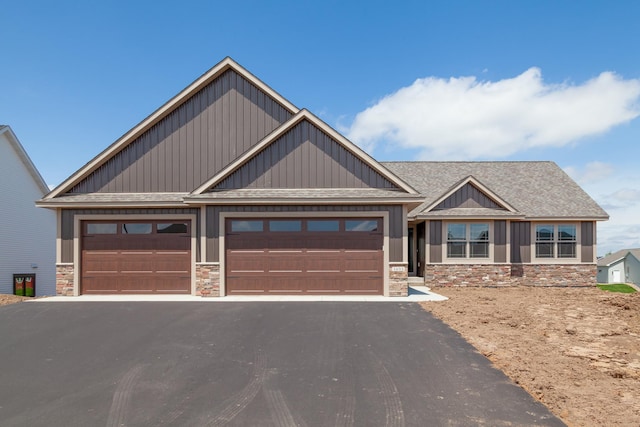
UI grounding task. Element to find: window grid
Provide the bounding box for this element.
[535,224,576,259]
[446,223,489,259]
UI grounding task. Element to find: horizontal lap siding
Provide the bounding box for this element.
[60,208,200,263]
[69,70,292,193]
[214,120,396,190]
[206,205,403,262]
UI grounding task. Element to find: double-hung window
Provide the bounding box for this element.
[446,223,490,259]
[535,224,577,258]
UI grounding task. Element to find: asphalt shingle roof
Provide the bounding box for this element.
[597,248,640,266]
[382,161,608,219]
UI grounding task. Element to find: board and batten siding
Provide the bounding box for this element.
[510,221,532,263]
[206,205,404,262]
[213,120,397,190]
[0,133,56,296]
[60,208,200,263]
[494,220,507,263]
[429,220,443,263]
[434,183,504,210]
[69,69,292,194]
[581,221,595,263]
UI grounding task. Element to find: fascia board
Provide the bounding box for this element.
[182,197,424,206]
[524,216,610,221]
[35,201,186,209]
[421,175,518,214]
[1,126,50,195]
[414,214,526,221]
[191,109,419,195]
[44,57,300,200]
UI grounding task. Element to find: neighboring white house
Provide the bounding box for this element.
[597,248,640,285]
[0,126,55,296]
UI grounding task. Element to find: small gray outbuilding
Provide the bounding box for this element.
[597,249,640,284]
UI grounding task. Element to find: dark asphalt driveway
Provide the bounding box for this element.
[0,302,564,426]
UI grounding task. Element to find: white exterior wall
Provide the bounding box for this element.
[604,259,626,284]
[0,131,55,296]
[625,254,640,285]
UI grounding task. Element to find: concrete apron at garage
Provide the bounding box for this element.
[34,286,447,302]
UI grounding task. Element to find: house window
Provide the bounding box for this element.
[535,224,576,258]
[446,223,489,258]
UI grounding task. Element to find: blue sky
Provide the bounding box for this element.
[1,1,639,255]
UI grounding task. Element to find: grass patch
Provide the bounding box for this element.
[597,284,637,294]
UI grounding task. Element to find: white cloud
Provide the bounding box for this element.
[564,161,614,185]
[569,165,640,255]
[347,68,640,159]
[609,188,640,202]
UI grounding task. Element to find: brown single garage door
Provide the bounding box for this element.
[81,220,191,294]
[225,217,383,295]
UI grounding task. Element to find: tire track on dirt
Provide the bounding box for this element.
[105,364,144,427]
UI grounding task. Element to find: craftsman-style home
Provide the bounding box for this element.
[38,58,608,297]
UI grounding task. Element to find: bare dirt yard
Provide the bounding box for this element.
[422,286,640,427]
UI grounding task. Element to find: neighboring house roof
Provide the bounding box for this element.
[0,125,49,195]
[597,248,640,267]
[382,161,609,220]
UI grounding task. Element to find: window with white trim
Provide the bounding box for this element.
[446,223,490,258]
[535,224,576,258]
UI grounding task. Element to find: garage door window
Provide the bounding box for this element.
[157,223,188,233]
[122,223,152,234]
[269,220,302,232]
[231,220,263,232]
[346,220,378,232]
[307,220,339,231]
[86,223,117,234]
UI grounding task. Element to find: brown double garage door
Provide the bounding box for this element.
[81,220,191,294]
[225,217,384,295]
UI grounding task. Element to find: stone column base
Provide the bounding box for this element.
[195,263,221,296]
[56,264,74,296]
[389,262,409,297]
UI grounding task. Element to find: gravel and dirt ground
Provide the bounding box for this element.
[0,294,29,305]
[422,286,640,427]
[2,288,638,426]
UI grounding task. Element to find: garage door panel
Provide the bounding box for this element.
[225,237,268,250]
[227,253,268,273]
[268,253,305,272]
